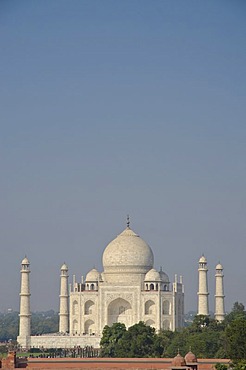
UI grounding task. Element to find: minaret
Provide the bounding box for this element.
[197,255,209,316]
[59,263,69,333]
[214,263,225,322]
[17,257,31,349]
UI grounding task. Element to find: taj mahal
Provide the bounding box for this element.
[17,220,225,349]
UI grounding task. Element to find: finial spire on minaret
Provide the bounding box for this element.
[126,214,130,228]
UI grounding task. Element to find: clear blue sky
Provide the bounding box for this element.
[0,0,245,313]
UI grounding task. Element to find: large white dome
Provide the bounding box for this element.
[102,227,154,274]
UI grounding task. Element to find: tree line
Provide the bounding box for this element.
[0,310,58,342]
[100,302,246,361]
[0,303,245,363]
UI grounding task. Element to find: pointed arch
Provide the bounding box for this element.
[145,300,155,315]
[84,319,95,334]
[107,298,132,328]
[84,300,95,315]
[163,319,170,330]
[145,319,155,327]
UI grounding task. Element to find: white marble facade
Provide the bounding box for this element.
[69,226,184,337]
[18,224,184,349]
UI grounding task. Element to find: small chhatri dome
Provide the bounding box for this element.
[185,351,197,363]
[102,226,154,274]
[145,268,161,281]
[61,263,68,271]
[159,267,169,283]
[172,353,186,367]
[21,256,30,265]
[199,255,207,263]
[216,262,223,270]
[86,268,100,282]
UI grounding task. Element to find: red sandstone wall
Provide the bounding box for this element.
[26,358,230,370]
[1,353,230,370]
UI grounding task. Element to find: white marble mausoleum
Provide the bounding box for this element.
[17,222,184,349]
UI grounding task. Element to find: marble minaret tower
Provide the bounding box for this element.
[59,263,69,333]
[214,263,225,322]
[197,255,209,316]
[17,257,31,349]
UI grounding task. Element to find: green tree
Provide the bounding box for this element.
[118,322,160,358]
[155,330,175,357]
[224,303,246,326]
[214,363,228,370]
[164,329,188,357]
[189,315,223,333]
[188,330,222,358]
[233,303,245,313]
[100,322,126,357]
[225,317,246,360]
[231,360,246,370]
[100,322,162,358]
[31,311,59,335]
[0,310,59,341]
[164,315,224,358]
[0,312,19,341]
[190,315,211,332]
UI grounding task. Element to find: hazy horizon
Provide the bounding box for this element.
[0,1,245,314]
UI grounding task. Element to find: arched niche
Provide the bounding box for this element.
[107,298,132,328]
[145,300,155,315]
[72,300,78,315]
[72,319,78,334]
[84,319,95,334]
[145,319,155,327]
[163,319,170,330]
[84,300,95,315]
[163,300,170,315]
